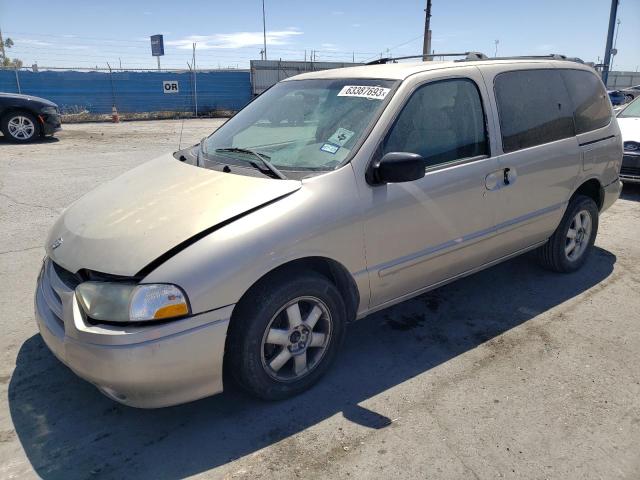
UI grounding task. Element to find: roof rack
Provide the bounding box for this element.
[365,53,584,66]
[472,54,584,63]
[366,52,487,65]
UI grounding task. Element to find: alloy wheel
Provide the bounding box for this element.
[565,209,592,261]
[260,296,332,382]
[7,115,36,140]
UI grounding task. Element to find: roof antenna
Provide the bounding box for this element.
[178,114,185,151]
[178,62,191,151]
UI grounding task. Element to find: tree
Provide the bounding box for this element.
[1,35,23,68]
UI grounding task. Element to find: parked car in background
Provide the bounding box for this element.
[617,97,640,183]
[608,90,626,106]
[0,92,61,143]
[621,85,640,103]
[35,57,622,407]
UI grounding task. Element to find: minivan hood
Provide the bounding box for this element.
[46,153,301,276]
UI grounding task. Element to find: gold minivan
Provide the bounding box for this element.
[35,55,623,407]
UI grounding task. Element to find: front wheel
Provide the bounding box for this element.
[1,111,41,143]
[227,272,347,400]
[536,195,599,273]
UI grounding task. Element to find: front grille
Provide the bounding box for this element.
[623,141,640,153]
[621,166,640,177]
[621,154,640,178]
[39,259,76,330]
[52,261,82,289]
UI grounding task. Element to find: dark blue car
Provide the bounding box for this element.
[608,90,626,106]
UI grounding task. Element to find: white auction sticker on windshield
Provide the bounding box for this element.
[328,127,355,147]
[320,143,340,154]
[337,85,390,100]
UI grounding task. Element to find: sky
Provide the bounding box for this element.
[0,0,638,71]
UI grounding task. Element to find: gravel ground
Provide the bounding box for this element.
[0,119,639,480]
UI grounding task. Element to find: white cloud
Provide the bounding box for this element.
[352,23,361,28]
[321,43,339,51]
[15,38,52,47]
[167,30,302,50]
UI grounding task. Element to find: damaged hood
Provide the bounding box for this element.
[46,153,301,276]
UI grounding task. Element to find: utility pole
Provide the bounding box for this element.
[494,40,499,57]
[192,42,198,118]
[422,0,432,61]
[262,0,267,60]
[602,0,619,85]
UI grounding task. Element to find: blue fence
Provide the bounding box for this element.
[0,69,252,115]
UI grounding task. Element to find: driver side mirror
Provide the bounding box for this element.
[369,152,426,184]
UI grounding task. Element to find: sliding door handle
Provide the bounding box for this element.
[503,168,511,185]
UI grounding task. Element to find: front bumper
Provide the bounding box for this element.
[39,113,61,135]
[35,259,233,408]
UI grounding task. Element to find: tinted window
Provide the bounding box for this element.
[383,79,488,167]
[495,69,575,153]
[561,69,611,133]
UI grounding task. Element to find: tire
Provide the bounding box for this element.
[227,271,347,400]
[536,195,599,273]
[1,111,41,143]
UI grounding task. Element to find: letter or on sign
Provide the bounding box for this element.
[163,81,179,94]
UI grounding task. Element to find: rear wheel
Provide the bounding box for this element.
[227,272,347,400]
[1,111,41,143]
[536,195,599,273]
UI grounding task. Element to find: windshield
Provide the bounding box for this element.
[619,98,640,118]
[202,78,398,174]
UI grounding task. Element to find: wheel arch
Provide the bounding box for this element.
[571,178,604,211]
[232,256,360,324]
[1,106,40,121]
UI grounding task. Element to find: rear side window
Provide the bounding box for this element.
[383,78,488,167]
[561,69,611,133]
[494,69,575,153]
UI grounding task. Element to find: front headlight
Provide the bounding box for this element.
[41,106,59,115]
[75,282,190,323]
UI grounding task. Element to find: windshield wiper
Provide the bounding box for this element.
[214,147,288,180]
